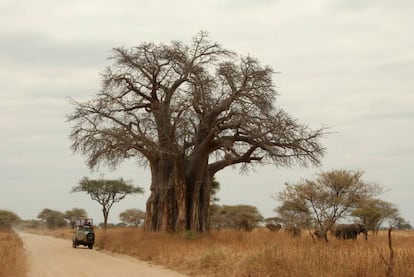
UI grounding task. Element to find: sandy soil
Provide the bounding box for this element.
[19,232,188,277]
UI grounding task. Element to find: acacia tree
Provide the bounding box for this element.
[64,208,88,228]
[72,177,144,228]
[37,209,67,228]
[210,204,263,231]
[274,194,312,229]
[119,208,146,226]
[274,170,383,241]
[68,32,325,232]
[391,216,411,230]
[37,208,54,222]
[351,198,400,234]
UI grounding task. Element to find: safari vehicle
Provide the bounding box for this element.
[72,218,95,249]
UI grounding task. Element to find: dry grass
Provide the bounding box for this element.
[27,227,414,277]
[94,228,414,277]
[0,229,27,277]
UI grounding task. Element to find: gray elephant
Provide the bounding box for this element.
[334,223,368,240]
[265,223,282,232]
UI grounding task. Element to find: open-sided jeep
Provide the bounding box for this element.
[72,218,95,249]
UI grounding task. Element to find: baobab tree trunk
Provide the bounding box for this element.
[186,161,211,232]
[145,157,212,232]
[145,157,186,232]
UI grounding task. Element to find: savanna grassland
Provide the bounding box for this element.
[0,229,27,277]
[30,227,414,277]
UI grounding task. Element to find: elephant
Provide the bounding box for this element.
[334,223,368,240]
[265,222,282,232]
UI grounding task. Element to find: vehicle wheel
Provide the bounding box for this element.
[87,233,95,241]
[88,244,93,249]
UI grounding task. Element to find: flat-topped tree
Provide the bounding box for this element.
[68,31,326,232]
[71,177,144,228]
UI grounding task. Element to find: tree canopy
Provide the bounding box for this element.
[64,208,88,228]
[68,32,326,232]
[72,177,144,228]
[351,198,410,233]
[0,210,21,230]
[37,208,66,228]
[274,169,383,240]
[119,208,146,226]
[210,204,263,231]
[37,208,54,221]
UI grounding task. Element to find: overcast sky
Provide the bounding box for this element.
[1,0,413,226]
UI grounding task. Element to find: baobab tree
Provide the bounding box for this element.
[68,32,325,232]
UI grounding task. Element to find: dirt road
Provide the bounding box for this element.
[19,232,188,277]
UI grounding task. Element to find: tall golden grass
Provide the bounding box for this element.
[28,227,414,277]
[94,228,414,277]
[0,229,27,277]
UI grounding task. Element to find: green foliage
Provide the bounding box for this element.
[37,209,66,228]
[37,208,54,221]
[0,210,21,229]
[274,191,311,229]
[64,208,87,220]
[65,208,88,228]
[72,177,144,197]
[210,204,263,231]
[72,177,144,228]
[352,198,411,231]
[274,170,384,233]
[391,216,412,230]
[119,209,146,226]
[45,211,67,228]
[351,198,399,232]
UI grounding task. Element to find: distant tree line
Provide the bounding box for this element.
[16,207,148,229]
[3,169,410,235]
[35,208,88,229]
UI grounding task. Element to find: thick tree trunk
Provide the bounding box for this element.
[145,157,211,232]
[186,164,211,232]
[145,157,186,232]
